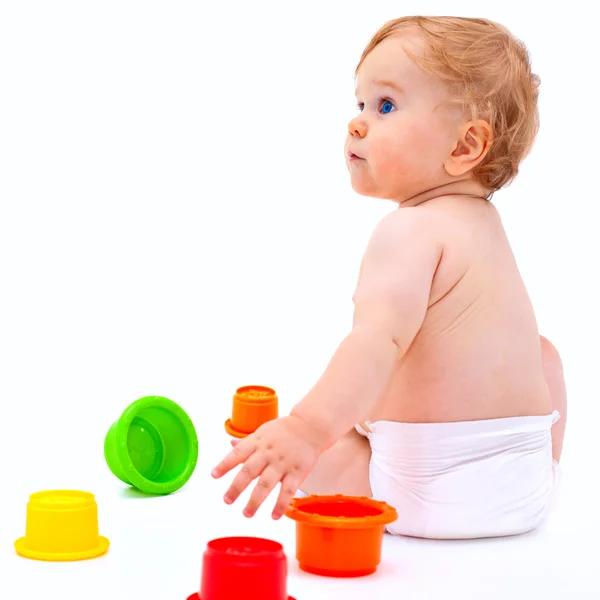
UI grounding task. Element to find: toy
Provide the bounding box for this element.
[285,494,397,577]
[13,386,400,597]
[224,385,279,438]
[14,490,109,561]
[104,395,198,495]
[187,536,296,600]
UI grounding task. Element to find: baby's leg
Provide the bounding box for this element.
[299,428,372,497]
[540,335,567,462]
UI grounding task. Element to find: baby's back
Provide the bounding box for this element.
[371,196,552,423]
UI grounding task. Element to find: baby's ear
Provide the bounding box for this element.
[444,120,493,177]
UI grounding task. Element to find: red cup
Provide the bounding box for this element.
[186,537,296,600]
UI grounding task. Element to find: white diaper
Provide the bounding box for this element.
[355,410,561,539]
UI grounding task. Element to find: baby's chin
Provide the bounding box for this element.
[348,174,400,202]
[348,169,377,197]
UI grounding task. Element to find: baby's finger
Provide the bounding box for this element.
[212,438,254,479]
[271,473,303,520]
[243,466,284,518]
[223,453,267,505]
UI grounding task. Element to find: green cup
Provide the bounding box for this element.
[104,396,198,495]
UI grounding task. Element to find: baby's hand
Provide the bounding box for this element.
[211,415,326,519]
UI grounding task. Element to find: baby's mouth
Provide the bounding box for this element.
[348,151,363,161]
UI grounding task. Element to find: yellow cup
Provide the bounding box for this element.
[14,490,110,561]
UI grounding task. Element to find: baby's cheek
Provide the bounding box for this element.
[404,122,435,156]
[372,140,414,181]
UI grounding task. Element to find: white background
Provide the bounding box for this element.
[1,1,598,598]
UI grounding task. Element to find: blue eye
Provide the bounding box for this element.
[355,98,395,113]
[380,100,394,114]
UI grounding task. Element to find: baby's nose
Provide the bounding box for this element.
[348,116,367,138]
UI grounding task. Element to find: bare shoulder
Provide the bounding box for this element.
[355,201,489,308]
[355,207,445,299]
[352,208,447,350]
[362,207,445,264]
[372,205,443,235]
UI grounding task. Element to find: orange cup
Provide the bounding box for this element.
[224,386,279,438]
[285,494,398,578]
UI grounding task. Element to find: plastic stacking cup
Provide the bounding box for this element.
[104,396,198,495]
[14,490,109,561]
[224,385,279,438]
[187,537,296,600]
[285,494,398,577]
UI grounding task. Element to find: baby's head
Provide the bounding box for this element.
[345,16,540,203]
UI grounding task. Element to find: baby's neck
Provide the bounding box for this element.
[400,179,491,208]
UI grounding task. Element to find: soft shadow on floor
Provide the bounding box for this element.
[118,486,163,500]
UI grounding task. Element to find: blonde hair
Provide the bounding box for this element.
[356,17,540,192]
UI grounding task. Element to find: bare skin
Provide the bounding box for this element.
[301,225,567,496]
[361,195,552,425]
[212,32,567,518]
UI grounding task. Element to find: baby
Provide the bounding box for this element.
[212,16,567,539]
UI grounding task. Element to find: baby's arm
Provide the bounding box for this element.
[212,208,443,520]
[292,208,442,446]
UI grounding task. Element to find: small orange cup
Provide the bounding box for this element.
[224,385,278,438]
[285,494,398,578]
